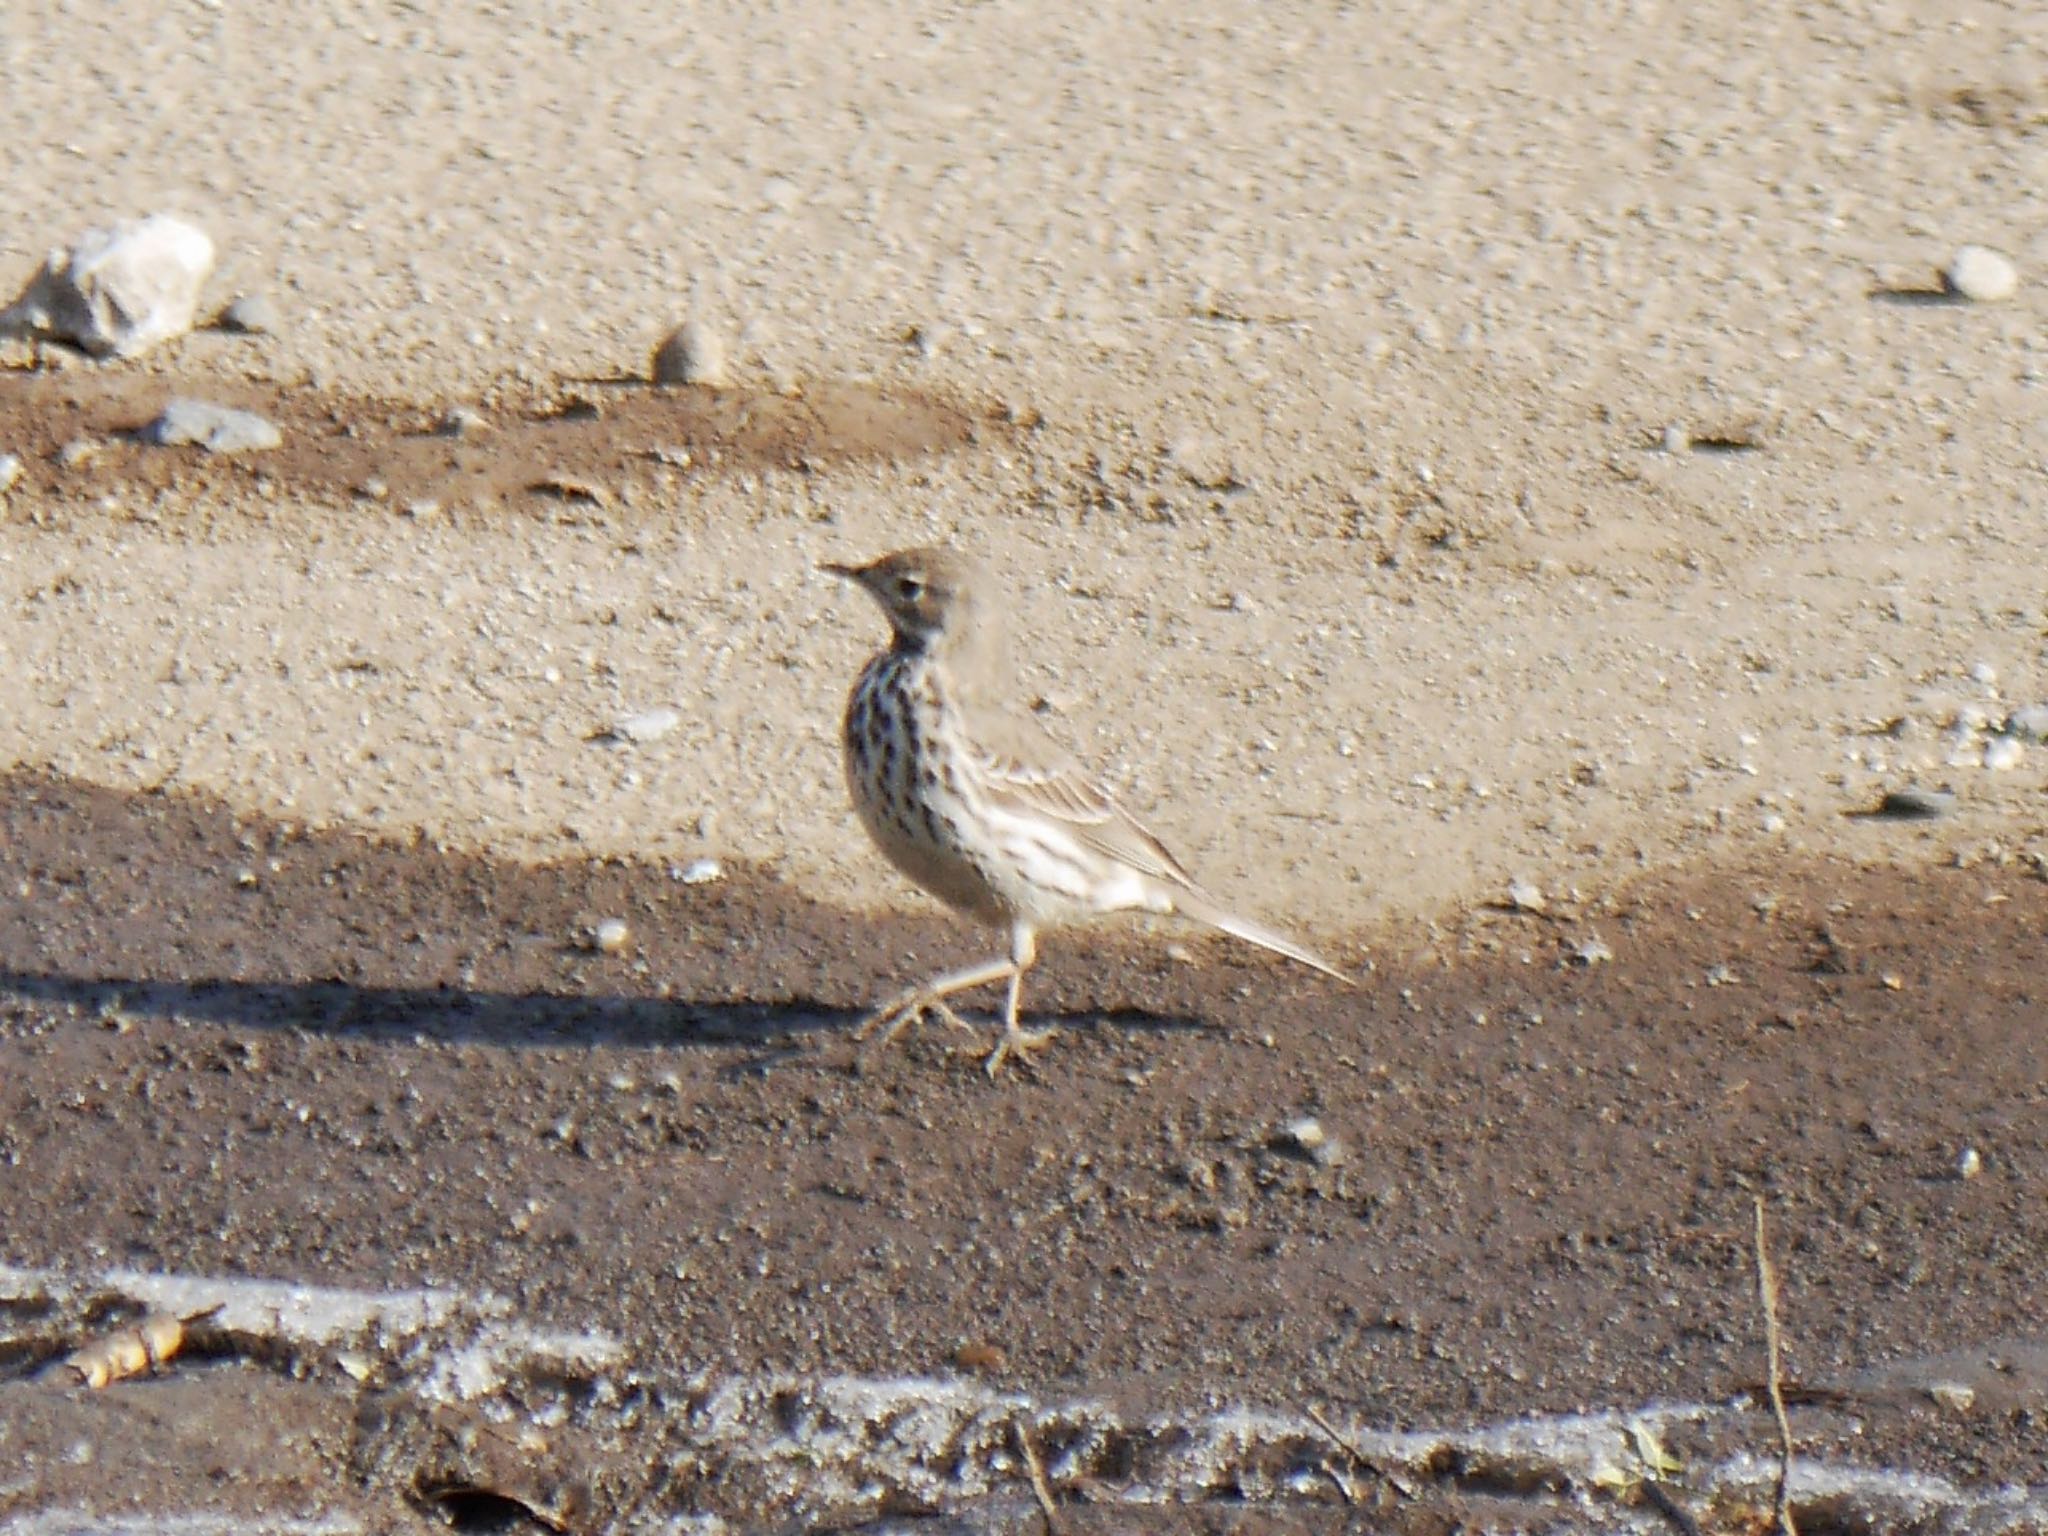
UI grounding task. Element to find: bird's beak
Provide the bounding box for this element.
[819,560,861,582]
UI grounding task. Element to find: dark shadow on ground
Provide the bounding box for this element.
[0,767,1216,1048]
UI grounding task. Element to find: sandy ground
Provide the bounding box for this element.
[2,0,2046,1530]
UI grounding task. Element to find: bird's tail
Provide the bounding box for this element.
[1173,888,1354,985]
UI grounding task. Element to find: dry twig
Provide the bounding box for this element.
[1753,1196,1798,1536]
[1298,1400,1416,1500]
[1011,1419,1063,1536]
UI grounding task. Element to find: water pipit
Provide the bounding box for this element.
[824,546,1348,1076]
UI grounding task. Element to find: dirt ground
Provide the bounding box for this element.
[0,769,2043,1531]
[3,0,2047,1531]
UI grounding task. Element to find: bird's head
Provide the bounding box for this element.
[822,546,981,653]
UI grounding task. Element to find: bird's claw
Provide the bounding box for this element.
[854,992,977,1053]
[983,1023,1058,1079]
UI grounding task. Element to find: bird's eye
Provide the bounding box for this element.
[895,575,925,601]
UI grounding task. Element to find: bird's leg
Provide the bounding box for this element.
[983,925,1057,1078]
[854,955,1017,1053]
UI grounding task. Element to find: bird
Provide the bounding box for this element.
[821,544,1350,1077]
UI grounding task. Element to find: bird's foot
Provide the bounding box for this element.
[983,1022,1059,1079]
[853,990,977,1054]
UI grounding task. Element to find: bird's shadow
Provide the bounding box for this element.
[0,768,1212,1057]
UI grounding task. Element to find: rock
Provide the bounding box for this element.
[594,918,630,954]
[1983,735,2024,772]
[1274,1116,1325,1154]
[55,437,102,469]
[217,293,277,334]
[1927,1381,1976,1414]
[1957,1145,1983,1180]
[145,398,282,455]
[1943,246,2018,303]
[675,857,722,886]
[1872,786,1955,820]
[1660,424,1690,455]
[2004,704,2048,743]
[438,405,490,438]
[606,708,681,744]
[651,319,729,387]
[0,454,21,495]
[0,215,214,358]
[1505,878,1546,914]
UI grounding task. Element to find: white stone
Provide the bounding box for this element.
[0,214,215,358]
[1983,735,2023,771]
[145,398,281,454]
[677,857,723,885]
[2004,704,2048,743]
[652,318,730,387]
[218,292,277,334]
[1277,1116,1326,1152]
[1927,1380,1976,1413]
[594,918,630,952]
[612,707,682,743]
[1957,1145,1983,1180]
[1944,246,2018,303]
[0,454,21,494]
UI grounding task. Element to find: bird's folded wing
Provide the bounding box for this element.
[966,710,1197,890]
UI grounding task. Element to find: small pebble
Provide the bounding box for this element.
[1573,935,1613,965]
[611,707,682,744]
[0,453,21,494]
[1927,1381,1976,1414]
[146,398,281,455]
[677,857,722,886]
[439,405,490,437]
[1983,736,2024,772]
[402,499,441,519]
[1957,1145,1983,1180]
[1506,878,1546,914]
[1660,424,1690,455]
[1968,661,1998,688]
[2004,704,2048,743]
[651,319,730,387]
[594,918,630,953]
[56,437,101,469]
[1275,1116,1326,1153]
[1944,245,2018,303]
[217,293,277,334]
